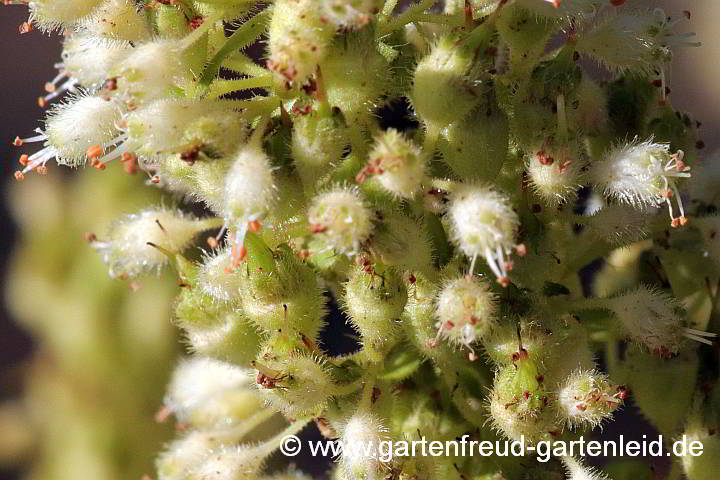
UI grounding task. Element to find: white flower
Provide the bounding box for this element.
[359,128,427,199]
[13,94,125,178]
[308,187,373,255]
[448,184,519,286]
[92,207,209,278]
[79,0,151,41]
[557,370,625,428]
[339,412,389,480]
[434,275,497,350]
[591,138,691,227]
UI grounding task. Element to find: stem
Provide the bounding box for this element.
[180,12,226,50]
[376,0,435,37]
[222,53,270,78]
[200,9,271,86]
[208,75,273,98]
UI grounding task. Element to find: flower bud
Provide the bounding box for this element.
[92,207,210,278]
[239,245,327,340]
[448,184,519,285]
[291,108,348,191]
[344,263,407,362]
[174,284,261,366]
[526,146,583,207]
[113,39,194,102]
[435,275,497,349]
[224,137,277,256]
[590,138,691,228]
[411,36,482,133]
[157,155,232,215]
[488,353,557,444]
[320,0,381,29]
[80,0,151,41]
[196,248,244,304]
[561,456,612,480]
[359,129,427,199]
[604,285,688,356]
[267,0,334,85]
[165,357,263,430]
[29,0,103,31]
[308,187,373,255]
[439,106,509,182]
[576,9,699,75]
[127,99,248,160]
[61,34,132,88]
[339,413,390,480]
[370,212,433,275]
[322,29,391,126]
[254,344,334,418]
[557,370,624,429]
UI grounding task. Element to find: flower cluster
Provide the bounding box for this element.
[6,1,719,480]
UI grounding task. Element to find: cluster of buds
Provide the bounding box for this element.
[6,1,719,480]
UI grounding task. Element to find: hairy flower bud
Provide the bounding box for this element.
[267,0,334,85]
[435,275,497,350]
[80,0,151,41]
[360,129,427,199]
[127,99,248,160]
[412,36,481,134]
[576,9,699,75]
[165,357,263,430]
[29,0,103,31]
[60,34,132,89]
[557,370,624,428]
[344,263,407,362]
[526,146,583,206]
[291,109,348,190]
[308,187,373,255]
[113,39,194,102]
[339,412,390,480]
[254,344,334,417]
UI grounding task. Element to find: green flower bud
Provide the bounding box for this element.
[291,107,349,191]
[239,245,327,340]
[79,0,151,41]
[359,129,427,199]
[439,106,509,182]
[254,339,334,418]
[344,263,407,362]
[411,36,483,135]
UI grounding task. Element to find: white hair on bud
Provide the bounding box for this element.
[197,248,244,303]
[29,0,103,31]
[126,99,247,160]
[576,9,700,75]
[363,128,427,199]
[584,204,651,246]
[320,0,381,29]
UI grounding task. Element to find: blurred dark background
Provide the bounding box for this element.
[0,1,718,479]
